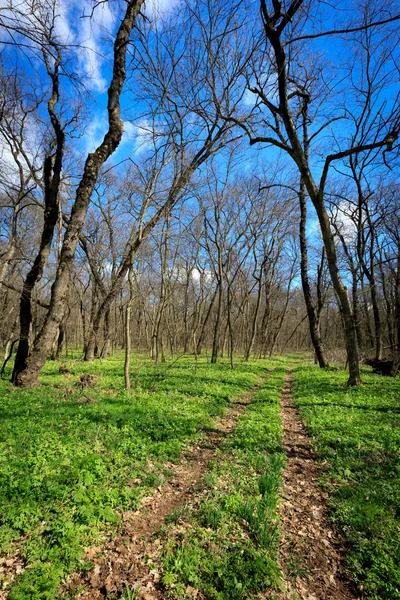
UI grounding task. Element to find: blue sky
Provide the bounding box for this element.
[1,0,398,256]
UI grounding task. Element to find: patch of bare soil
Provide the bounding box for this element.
[64,374,269,600]
[277,370,359,600]
[0,550,25,599]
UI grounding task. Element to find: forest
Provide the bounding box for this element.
[0,0,399,598]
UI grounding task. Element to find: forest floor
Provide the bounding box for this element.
[0,354,399,600]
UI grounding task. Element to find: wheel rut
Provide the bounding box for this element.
[277,369,359,600]
[65,371,271,600]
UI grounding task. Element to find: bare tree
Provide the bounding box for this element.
[13,0,146,386]
[221,0,400,384]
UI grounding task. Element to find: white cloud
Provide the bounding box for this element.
[242,88,258,107]
[143,0,182,20]
[79,17,108,93]
[54,0,75,44]
[83,116,107,154]
[192,268,212,284]
[307,217,321,237]
[54,0,118,93]
[332,200,357,243]
[121,119,159,154]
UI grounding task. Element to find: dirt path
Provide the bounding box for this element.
[65,373,270,600]
[277,369,359,600]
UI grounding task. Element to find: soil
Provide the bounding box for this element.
[0,550,25,600]
[277,369,359,600]
[64,374,269,600]
[2,367,363,600]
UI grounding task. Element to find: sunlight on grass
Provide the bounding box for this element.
[293,365,400,600]
[160,362,288,600]
[0,353,269,599]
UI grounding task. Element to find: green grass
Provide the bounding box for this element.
[160,359,289,599]
[293,364,400,600]
[0,353,270,599]
[3,353,399,599]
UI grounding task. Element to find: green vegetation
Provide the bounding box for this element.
[293,364,400,600]
[0,353,269,599]
[160,360,288,599]
[2,354,399,600]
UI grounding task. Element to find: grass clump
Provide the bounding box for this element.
[160,362,287,599]
[293,364,400,600]
[0,353,266,599]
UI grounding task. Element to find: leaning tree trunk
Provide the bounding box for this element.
[12,45,65,384]
[11,151,63,383]
[13,0,145,387]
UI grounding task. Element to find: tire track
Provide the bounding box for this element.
[65,371,272,600]
[277,369,358,600]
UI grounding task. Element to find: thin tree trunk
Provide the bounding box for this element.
[124,267,134,391]
[261,278,271,357]
[260,20,361,385]
[196,286,217,355]
[378,253,395,353]
[394,240,400,370]
[211,280,222,363]
[244,273,263,361]
[100,306,112,358]
[298,179,328,368]
[360,277,374,349]
[0,244,16,287]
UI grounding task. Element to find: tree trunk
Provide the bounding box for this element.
[260,278,271,357]
[211,280,222,363]
[298,180,328,368]
[395,240,400,367]
[12,155,64,381]
[13,0,145,386]
[100,306,112,358]
[261,18,361,385]
[124,267,134,391]
[360,277,374,349]
[196,286,217,355]
[244,274,263,361]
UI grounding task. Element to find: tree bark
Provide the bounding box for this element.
[244,273,263,361]
[124,267,134,391]
[13,0,145,386]
[260,14,361,385]
[100,306,112,358]
[299,180,328,368]
[211,280,223,363]
[12,44,65,383]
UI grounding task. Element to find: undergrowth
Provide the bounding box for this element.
[293,364,400,600]
[0,353,268,599]
[160,361,288,599]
